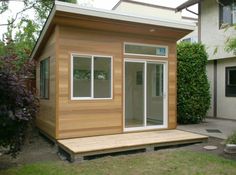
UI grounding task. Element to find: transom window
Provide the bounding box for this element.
[226,66,236,97]
[219,0,236,28]
[71,54,112,100]
[124,43,168,57]
[40,58,50,99]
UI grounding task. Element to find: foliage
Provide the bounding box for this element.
[177,42,211,124]
[1,151,236,175]
[0,55,38,157]
[226,131,236,144]
[226,37,236,54]
[0,0,78,63]
[225,25,236,55]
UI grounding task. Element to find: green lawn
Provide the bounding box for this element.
[1,151,236,175]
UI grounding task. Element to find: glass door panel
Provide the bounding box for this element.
[125,62,145,128]
[146,63,164,126]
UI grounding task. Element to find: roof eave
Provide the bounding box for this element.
[30,1,195,60]
[55,1,195,30]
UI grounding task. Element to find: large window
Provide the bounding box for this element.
[226,66,236,97]
[219,0,236,28]
[40,58,49,99]
[124,43,168,57]
[72,54,112,99]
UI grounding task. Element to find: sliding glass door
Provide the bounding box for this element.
[124,60,167,130]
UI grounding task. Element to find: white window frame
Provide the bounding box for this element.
[124,42,168,58]
[71,53,113,100]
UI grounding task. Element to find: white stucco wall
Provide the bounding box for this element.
[201,0,236,60]
[201,0,236,120]
[113,1,198,42]
[216,58,236,120]
[114,1,183,20]
[181,25,198,43]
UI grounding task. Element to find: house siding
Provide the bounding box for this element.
[56,25,177,139]
[36,29,57,138]
[201,0,236,60]
[201,0,236,120]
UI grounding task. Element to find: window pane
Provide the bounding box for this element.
[226,67,236,97]
[147,63,164,126]
[220,1,236,27]
[44,59,49,98]
[40,62,44,97]
[40,58,49,99]
[222,6,232,24]
[233,3,236,24]
[94,57,111,98]
[125,44,167,56]
[229,69,236,85]
[73,56,91,97]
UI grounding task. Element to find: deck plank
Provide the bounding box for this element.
[58,130,208,154]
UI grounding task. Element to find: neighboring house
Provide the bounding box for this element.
[112,0,198,43]
[31,1,194,139]
[177,0,236,120]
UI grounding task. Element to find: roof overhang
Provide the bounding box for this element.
[30,1,195,60]
[176,0,200,12]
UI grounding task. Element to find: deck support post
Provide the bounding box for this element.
[70,154,84,163]
[145,146,155,152]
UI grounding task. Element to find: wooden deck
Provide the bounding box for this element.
[58,130,208,162]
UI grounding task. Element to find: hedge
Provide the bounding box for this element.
[177,42,210,124]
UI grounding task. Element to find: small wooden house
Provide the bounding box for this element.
[31,1,194,140]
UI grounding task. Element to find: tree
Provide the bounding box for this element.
[177,42,211,124]
[0,0,78,62]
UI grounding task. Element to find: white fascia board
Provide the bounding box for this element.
[55,1,195,30]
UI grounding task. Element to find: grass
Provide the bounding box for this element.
[1,150,236,175]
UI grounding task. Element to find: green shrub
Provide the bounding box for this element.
[177,42,211,124]
[226,131,236,144]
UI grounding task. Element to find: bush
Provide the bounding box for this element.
[226,131,236,144]
[177,42,210,124]
[0,55,38,157]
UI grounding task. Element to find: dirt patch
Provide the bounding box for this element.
[177,137,236,160]
[0,130,58,170]
[0,131,235,170]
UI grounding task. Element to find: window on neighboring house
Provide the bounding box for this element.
[72,55,112,99]
[219,0,236,28]
[40,58,50,99]
[226,66,236,97]
[182,38,191,43]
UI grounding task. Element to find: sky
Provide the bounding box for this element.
[0,0,198,38]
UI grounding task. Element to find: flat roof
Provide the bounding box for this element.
[31,1,195,59]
